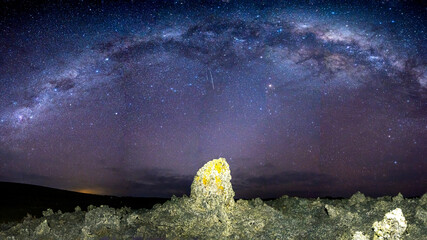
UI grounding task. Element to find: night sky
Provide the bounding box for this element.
[0,0,426,199]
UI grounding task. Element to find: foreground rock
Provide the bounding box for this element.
[190,157,235,211]
[372,208,407,240]
[0,159,426,239]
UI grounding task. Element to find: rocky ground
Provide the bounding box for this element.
[1,158,425,239]
[0,192,426,239]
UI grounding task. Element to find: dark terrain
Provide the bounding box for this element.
[0,181,425,239]
[0,182,168,223]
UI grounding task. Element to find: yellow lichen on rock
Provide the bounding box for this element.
[190,158,235,210]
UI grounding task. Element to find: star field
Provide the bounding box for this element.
[0,0,426,198]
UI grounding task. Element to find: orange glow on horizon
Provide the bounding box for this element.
[73,188,106,195]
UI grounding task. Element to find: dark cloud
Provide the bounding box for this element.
[0,148,79,190]
[383,168,426,183]
[105,167,193,197]
[238,170,337,187]
[0,171,52,184]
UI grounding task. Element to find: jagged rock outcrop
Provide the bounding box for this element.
[372,208,407,240]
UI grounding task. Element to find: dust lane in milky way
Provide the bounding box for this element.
[0,1,426,198]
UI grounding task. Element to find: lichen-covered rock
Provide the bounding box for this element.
[35,219,50,235]
[372,208,407,240]
[81,205,121,239]
[325,204,361,227]
[190,158,235,210]
[127,212,142,225]
[349,191,367,205]
[139,193,230,239]
[325,204,340,218]
[392,193,404,203]
[420,193,427,206]
[352,231,369,240]
[42,208,54,217]
[74,206,81,212]
[415,206,427,225]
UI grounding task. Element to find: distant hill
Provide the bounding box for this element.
[0,182,168,223]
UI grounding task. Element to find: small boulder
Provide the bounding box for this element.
[349,191,366,205]
[392,193,404,203]
[75,206,82,212]
[372,208,407,240]
[42,208,54,217]
[82,205,121,239]
[35,220,50,235]
[415,206,427,225]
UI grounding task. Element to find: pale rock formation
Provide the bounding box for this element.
[190,157,235,211]
[372,208,407,240]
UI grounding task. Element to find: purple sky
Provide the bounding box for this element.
[0,0,426,198]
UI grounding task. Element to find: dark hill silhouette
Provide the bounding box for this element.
[0,182,168,223]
